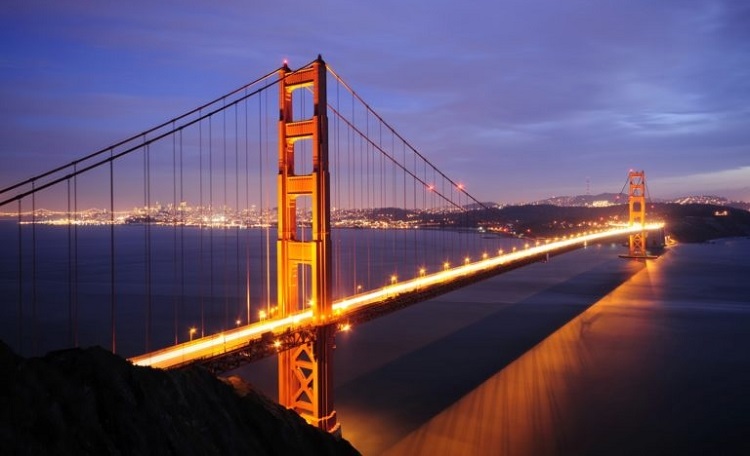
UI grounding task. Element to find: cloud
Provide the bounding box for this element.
[1,0,749,204]
[651,166,750,199]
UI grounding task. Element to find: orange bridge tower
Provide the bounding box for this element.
[276,56,338,433]
[626,170,648,258]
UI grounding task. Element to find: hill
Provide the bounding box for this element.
[0,341,359,455]
[453,203,750,243]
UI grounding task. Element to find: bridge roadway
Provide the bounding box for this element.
[129,223,663,372]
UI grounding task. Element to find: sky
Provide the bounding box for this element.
[1,0,748,205]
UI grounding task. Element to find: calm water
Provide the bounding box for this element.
[0,220,518,357]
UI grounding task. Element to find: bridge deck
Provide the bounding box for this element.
[129,224,663,371]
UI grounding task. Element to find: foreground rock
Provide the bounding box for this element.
[0,341,359,455]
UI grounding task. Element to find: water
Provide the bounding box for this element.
[329,239,748,454]
[235,238,750,454]
[0,220,518,357]
[3,219,748,454]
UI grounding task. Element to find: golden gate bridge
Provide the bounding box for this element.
[0,55,662,433]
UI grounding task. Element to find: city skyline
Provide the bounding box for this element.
[1,1,749,204]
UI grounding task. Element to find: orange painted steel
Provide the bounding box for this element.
[627,170,647,257]
[276,56,338,433]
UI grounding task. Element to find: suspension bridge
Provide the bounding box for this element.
[0,56,663,434]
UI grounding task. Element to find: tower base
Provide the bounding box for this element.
[618,253,659,260]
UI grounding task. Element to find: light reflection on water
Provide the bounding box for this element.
[330,245,640,454]
[382,260,661,455]
[379,240,750,455]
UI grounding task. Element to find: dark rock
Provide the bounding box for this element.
[0,342,359,455]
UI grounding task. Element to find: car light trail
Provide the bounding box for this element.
[130,223,663,369]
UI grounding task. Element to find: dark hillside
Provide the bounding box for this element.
[454,203,750,243]
[0,341,359,456]
[651,203,750,242]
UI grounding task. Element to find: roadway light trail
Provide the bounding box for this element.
[130,223,663,370]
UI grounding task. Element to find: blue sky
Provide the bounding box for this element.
[1,0,748,204]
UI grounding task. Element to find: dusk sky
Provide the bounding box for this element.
[1,1,748,204]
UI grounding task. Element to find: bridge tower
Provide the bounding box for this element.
[627,170,648,257]
[276,56,338,433]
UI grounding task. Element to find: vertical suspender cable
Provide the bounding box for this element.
[199,113,205,337]
[244,94,251,324]
[367,110,372,289]
[67,179,73,346]
[73,167,78,346]
[378,123,392,279]
[423,160,428,265]
[358,106,365,290]
[356,91,362,291]
[209,116,215,333]
[234,104,241,325]
[414,145,423,271]
[31,182,36,353]
[394,130,401,276]
[144,141,152,352]
[110,153,116,353]
[223,106,228,329]
[402,140,407,272]
[357,106,365,292]
[258,91,271,314]
[172,125,178,344]
[349,94,356,294]
[264,87,271,312]
[180,128,186,342]
[17,199,23,352]
[439,169,445,265]
[222,106,228,329]
[332,78,340,297]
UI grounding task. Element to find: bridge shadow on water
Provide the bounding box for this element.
[334,248,644,454]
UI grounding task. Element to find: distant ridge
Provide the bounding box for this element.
[529,193,625,207]
[527,193,749,210]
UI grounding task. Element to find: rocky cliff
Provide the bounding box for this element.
[0,341,359,455]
